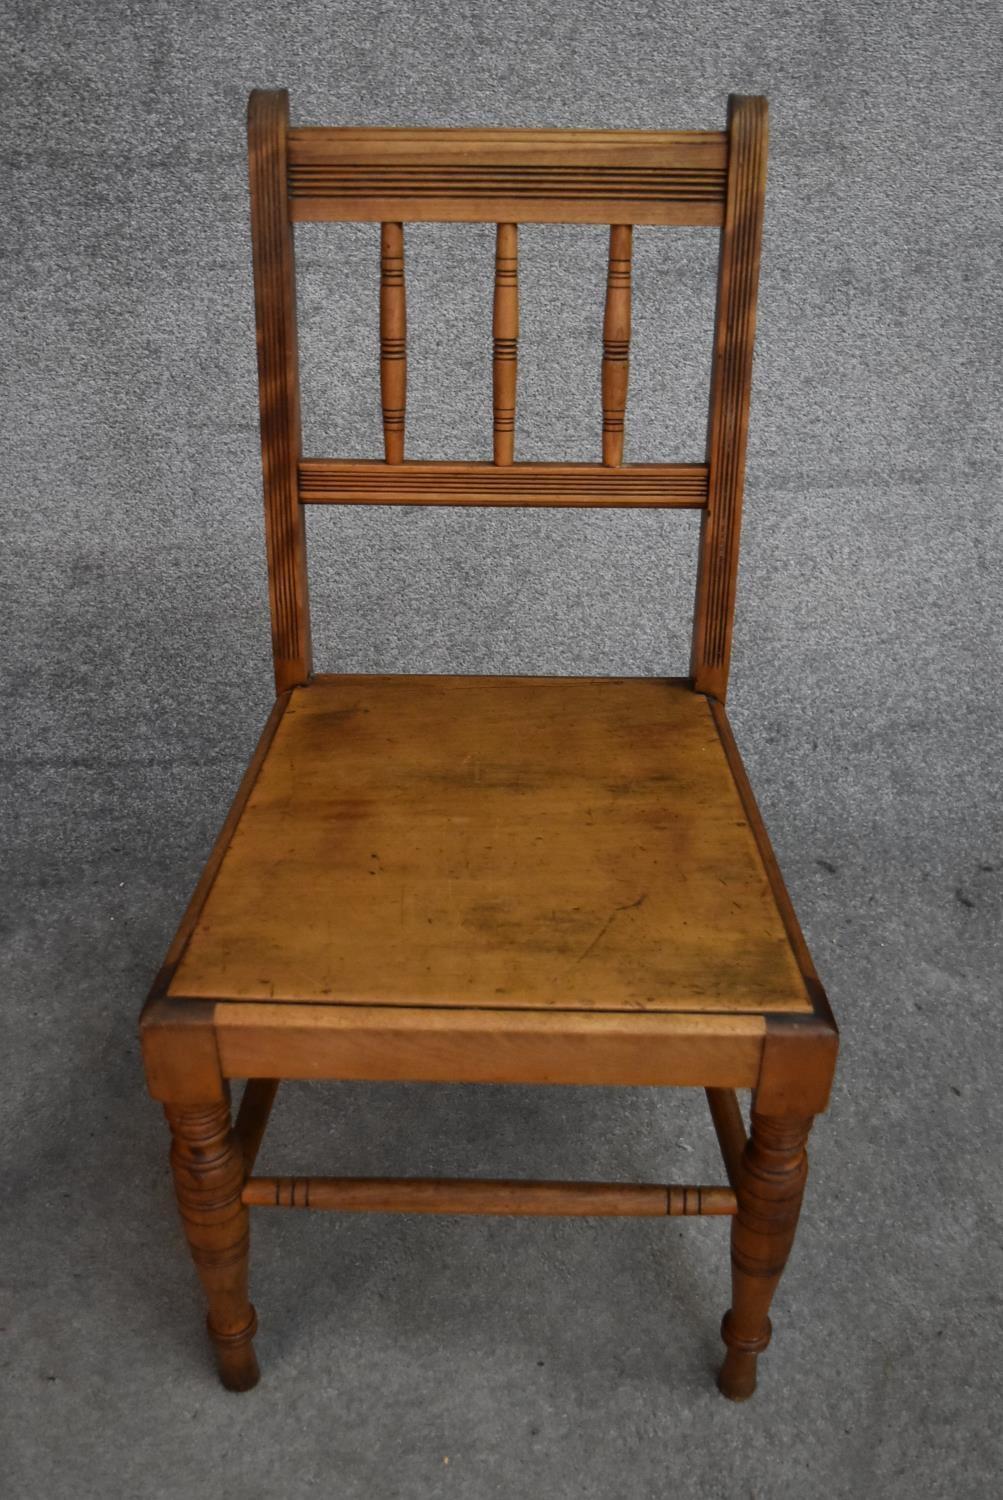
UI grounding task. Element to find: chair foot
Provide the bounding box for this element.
[165,1099,261,1391]
[717,1350,757,1401]
[210,1310,261,1391]
[717,1312,771,1400]
[717,1112,813,1400]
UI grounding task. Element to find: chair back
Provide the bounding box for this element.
[247,91,768,699]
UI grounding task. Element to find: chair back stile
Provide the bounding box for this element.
[246,91,768,699]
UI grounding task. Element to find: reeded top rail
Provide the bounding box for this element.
[287,127,728,224]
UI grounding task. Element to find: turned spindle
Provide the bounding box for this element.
[492,222,518,464]
[718,1112,813,1401]
[379,222,406,463]
[601,223,632,466]
[166,1099,259,1392]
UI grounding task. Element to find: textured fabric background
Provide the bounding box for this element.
[2,3,1001,1496]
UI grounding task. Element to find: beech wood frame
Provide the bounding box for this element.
[140,89,838,1403]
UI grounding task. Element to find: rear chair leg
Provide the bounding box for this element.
[718,1111,813,1400]
[166,1098,260,1391]
[234,1078,280,1172]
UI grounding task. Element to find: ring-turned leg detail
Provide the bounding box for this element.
[718,1111,813,1400]
[166,1099,260,1392]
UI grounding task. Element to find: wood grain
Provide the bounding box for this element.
[298,459,708,506]
[758,1016,839,1117]
[691,95,769,700]
[242,1176,736,1216]
[287,127,727,225]
[213,1002,766,1089]
[492,223,518,464]
[379,221,406,462]
[602,224,632,465]
[247,89,311,693]
[168,675,811,1015]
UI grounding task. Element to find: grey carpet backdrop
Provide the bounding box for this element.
[3,2,1001,1496]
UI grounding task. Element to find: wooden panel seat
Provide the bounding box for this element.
[169,675,811,1017]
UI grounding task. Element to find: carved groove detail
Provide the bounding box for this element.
[284,165,722,199]
[492,223,518,464]
[290,165,725,202]
[286,128,727,224]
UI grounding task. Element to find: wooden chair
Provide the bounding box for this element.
[140,89,838,1401]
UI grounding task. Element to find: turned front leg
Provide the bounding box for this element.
[166,1099,259,1392]
[718,1111,813,1400]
